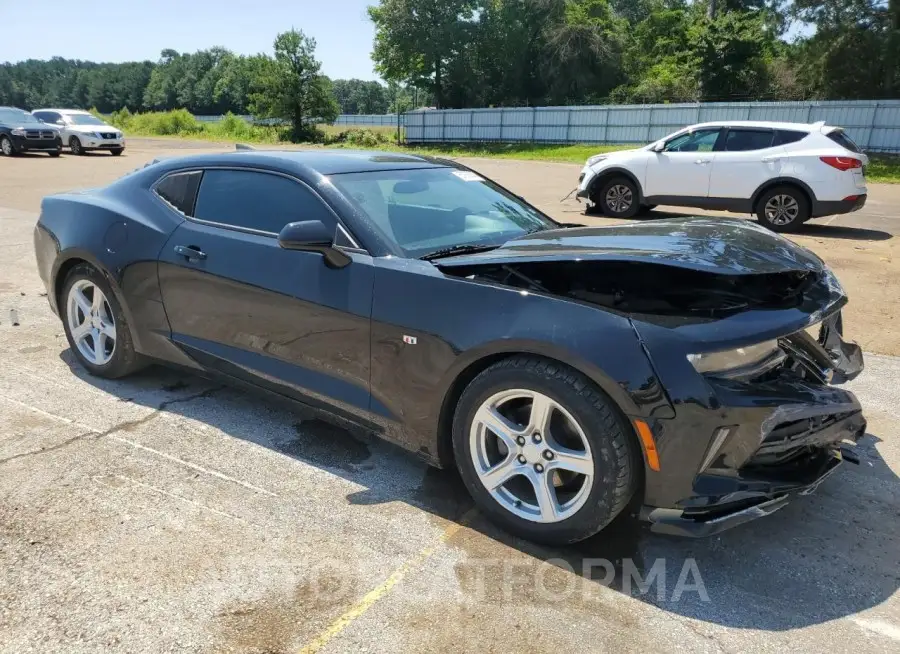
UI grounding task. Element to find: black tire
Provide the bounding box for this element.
[593,177,641,218]
[642,204,657,211]
[452,356,640,545]
[69,136,84,155]
[48,147,61,157]
[110,148,123,156]
[755,185,810,233]
[0,135,17,156]
[60,263,145,379]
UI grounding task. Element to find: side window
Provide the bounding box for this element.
[35,111,57,124]
[193,169,335,234]
[774,130,808,146]
[724,129,775,152]
[664,129,721,153]
[155,171,202,216]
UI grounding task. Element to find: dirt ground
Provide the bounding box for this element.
[1,139,898,653]
[3,137,898,355]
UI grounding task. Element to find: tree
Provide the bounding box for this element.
[249,30,339,139]
[368,0,478,108]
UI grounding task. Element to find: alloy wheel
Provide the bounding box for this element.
[1,137,12,156]
[605,184,633,213]
[469,389,594,523]
[70,137,82,155]
[764,194,800,226]
[67,280,116,365]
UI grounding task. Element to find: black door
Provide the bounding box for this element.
[157,168,377,421]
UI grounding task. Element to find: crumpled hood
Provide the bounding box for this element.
[436,217,826,276]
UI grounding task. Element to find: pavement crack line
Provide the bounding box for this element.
[296,508,476,654]
[0,385,226,465]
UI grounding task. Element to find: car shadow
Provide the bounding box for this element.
[61,351,900,632]
[592,208,894,242]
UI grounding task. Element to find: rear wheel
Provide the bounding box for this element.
[755,185,810,232]
[69,136,84,155]
[594,177,640,218]
[0,135,15,156]
[452,356,640,545]
[61,264,144,379]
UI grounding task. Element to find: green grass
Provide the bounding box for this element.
[864,154,900,183]
[107,110,900,181]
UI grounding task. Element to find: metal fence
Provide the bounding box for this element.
[334,114,401,127]
[402,101,900,152]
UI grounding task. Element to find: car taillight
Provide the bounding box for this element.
[820,156,862,171]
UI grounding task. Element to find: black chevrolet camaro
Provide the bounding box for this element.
[34,149,866,544]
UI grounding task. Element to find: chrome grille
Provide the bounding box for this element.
[101,132,116,139]
[40,130,55,139]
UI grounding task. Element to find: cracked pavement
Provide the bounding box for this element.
[1,142,899,653]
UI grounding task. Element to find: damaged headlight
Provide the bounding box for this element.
[688,340,785,378]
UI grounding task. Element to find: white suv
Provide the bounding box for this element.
[576,120,868,232]
[32,109,125,156]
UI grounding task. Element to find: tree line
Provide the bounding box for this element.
[1,0,897,119]
[0,48,395,116]
[369,0,900,107]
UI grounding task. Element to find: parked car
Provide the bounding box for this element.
[577,120,868,232]
[32,108,125,156]
[0,107,62,157]
[34,150,865,544]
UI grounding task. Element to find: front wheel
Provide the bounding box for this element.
[69,136,84,155]
[110,148,123,156]
[594,177,640,218]
[452,356,640,545]
[755,185,810,232]
[0,135,16,156]
[48,146,62,157]
[61,264,144,379]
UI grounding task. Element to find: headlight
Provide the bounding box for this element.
[586,154,608,167]
[687,340,784,378]
[11,127,25,136]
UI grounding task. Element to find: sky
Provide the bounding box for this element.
[0,0,380,80]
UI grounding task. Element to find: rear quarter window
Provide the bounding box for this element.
[154,171,202,216]
[774,130,808,146]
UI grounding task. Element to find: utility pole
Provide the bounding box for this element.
[707,0,716,19]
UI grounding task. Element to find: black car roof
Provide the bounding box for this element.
[151,149,458,177]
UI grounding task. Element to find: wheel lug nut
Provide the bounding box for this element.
[534,463,544,473]
[533,433,542,443]
[543,450,554,460]
[516,436,526,446]
[517,455,527,464]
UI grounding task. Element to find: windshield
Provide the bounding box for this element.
[0,109,41,125]
[329,167,556,258]
[67,113,106,126]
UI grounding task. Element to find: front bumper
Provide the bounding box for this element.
[72,134,125,150]
[576,166,593,199]
[12,134,62,152]
[637,310,866,536]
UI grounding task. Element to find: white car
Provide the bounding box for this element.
[576,120,868,232]
[32,108,125,156]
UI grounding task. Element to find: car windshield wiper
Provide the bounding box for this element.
[420,243,502,261]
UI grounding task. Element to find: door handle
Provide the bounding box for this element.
[174,245,207,262]
[694,159,710,165]
[762,156,781,163]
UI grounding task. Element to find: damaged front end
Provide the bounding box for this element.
[437,218,866,536]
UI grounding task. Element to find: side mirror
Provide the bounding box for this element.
[55,120,65,126]
[278,220,351,269]
[650,141,665,153]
